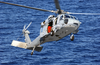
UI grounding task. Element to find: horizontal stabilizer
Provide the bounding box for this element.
[35,46,43,52]
[27,46,43,52]
[11,40,27,49]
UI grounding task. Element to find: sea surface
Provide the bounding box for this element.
[0,0,100,65]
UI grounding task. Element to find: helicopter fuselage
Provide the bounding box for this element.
[40,14,81,43]
[11,14,81,54]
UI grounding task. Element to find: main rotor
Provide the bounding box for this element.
[0,0,100,15]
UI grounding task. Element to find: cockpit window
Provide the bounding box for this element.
[64,19,68,24]
[60,15,63,20]
[65,15,70,18]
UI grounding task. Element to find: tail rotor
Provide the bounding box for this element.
[23,22,32,33]
[17,22,32,40]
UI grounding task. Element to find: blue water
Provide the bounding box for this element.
[0,0,100,65]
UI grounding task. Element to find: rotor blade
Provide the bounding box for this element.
[54,0,61,10]
[25,22,32,30]
[54,0,61,14]
[17,33,23,40]
[24,25,26,29]
[0,1,56,13]
[66,12,100,15]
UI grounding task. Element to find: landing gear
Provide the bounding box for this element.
[70,34,74,41]
[31,47,35,55]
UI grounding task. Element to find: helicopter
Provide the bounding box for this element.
[0,0,100,55]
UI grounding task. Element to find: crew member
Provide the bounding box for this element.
[47,21,53,33]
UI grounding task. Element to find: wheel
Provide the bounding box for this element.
[31,52,33,55]
[70,34,74,41]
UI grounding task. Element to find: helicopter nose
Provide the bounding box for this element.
[73,21,81,27]
[78,21,81,26]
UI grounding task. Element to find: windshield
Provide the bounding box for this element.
[65,15,78,20]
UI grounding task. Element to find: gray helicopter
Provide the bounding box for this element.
[0,0,100,55]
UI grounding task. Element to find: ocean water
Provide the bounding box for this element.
[0,0,100,65]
